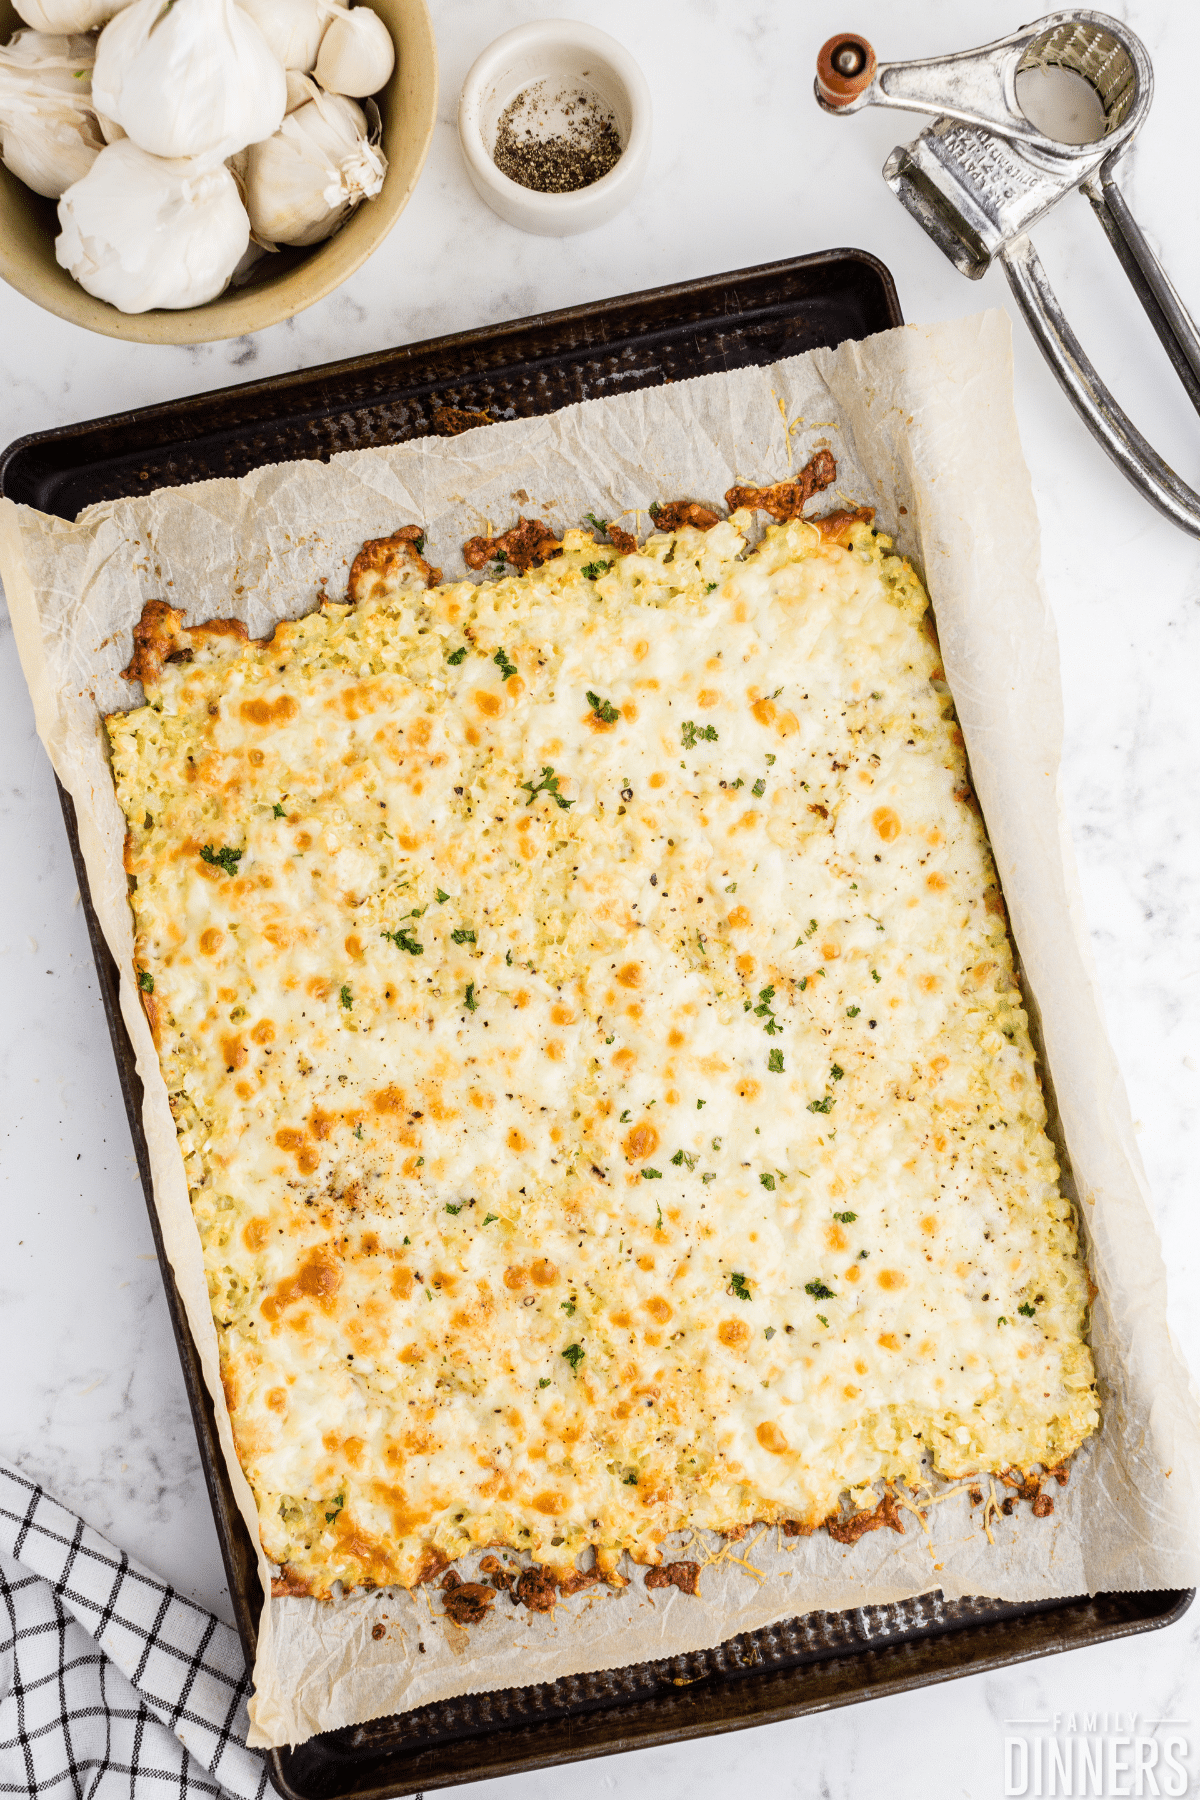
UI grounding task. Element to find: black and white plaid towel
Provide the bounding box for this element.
[0,1463,269,1800]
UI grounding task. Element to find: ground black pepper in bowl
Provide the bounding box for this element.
[492,82,623,193]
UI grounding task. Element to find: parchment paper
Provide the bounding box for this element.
[3,311,1198,1750]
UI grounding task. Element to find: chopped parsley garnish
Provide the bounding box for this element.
[200,843,242,876]
[681,720,718,749]
[483,1213,499,1225]
[830,1064,844,1081]
[620,1110,631,1123]
[752,777,766,798]
[519,765,574,809]
[272,802,286,818]
[586,689,620,723]
[413,534,425,554]
[436,888,450,902]
[859,1249,869,1259]
[764,1326,776,1340]
[768,1049,785,1073]
[847,1005,860,1018]
[725,882,737,893]
[705,581,718,593]
[671,1148,698,1170]
[464,983,479,1012]
[833,1210,857,1224]
[765,754,776,766]
[754,986,782,1036]
[701,1172,716,1183]
[696,1098,706,1109]
[539,1377,551,1387]
[494,646,518,680]
[1018,1302,1037,1318]
[381,926,423,955]
[807,1095,833,1114]
[759,1172,776,1191]
[649,501,661,519]
[451,927,477,944]
[138,970,154,993]
[324,1494,344,1524]
[871,968,881,983]
[641,1167,662,1180]
[354,1124,363,1140]
[998,1316,1010,1326]
[805,1279,835,1300]
[446,645,468,664]
[728,1272,752,1301]
[623,1471,638,1485]
[561,1343,585,1372]
[445,1202,462,1215]
[560,1299,576,1316]
[817,1314,829,1328]
[340,984,353,1009]
[581,561,612,581]
[584,511,608,535]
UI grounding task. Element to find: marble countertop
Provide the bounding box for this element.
[3,0,1199,1793]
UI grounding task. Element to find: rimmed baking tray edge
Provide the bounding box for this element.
[12,249,1192,1797]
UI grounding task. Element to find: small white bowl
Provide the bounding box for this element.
[458,19,651,237]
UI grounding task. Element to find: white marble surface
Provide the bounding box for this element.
[2,0,1199,1792]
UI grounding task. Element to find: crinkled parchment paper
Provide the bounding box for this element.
[3,312,1198,1749]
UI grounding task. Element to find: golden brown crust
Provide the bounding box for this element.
[272,1566,313,1597]
[439,1570,496,1623]
[122,600,188,687]
[649,500,721,532]
[431,406,493,437]
[348,526,441,597]
[462,516,562,573]
[121,600,251,689]
[557,1567,603,1596]
[781,1518,815,1537]
[606,524,638,554]
[644,1559,701,1596]
[140,987,162,1045]
[513,1564,558,1612]
[825,1489,905,1544]
[814,506,876,544]
[725,448,838,519]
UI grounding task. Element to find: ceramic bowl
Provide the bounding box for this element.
[458,19,651,237]
[0,0,437,344]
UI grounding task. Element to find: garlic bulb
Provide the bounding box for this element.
[238,0,332,72]
[244,72,385,247]
[0,29,105,199]
[56,136,249,311]
[313,3,393,98]
[13,0,132,36]
[93,0,287,160]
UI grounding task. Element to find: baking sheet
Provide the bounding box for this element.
[3,310,1198,1751]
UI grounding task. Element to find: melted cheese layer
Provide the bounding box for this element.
[107,515,1098,1595]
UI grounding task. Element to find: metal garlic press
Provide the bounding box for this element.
[815,13,1200,536]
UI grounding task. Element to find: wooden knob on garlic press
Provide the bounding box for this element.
[816,33,876,107]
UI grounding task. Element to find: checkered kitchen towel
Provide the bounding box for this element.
[0,1462,268,1799]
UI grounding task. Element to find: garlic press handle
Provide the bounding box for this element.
[1082,162,1200,417]
[1000,234,1200,536]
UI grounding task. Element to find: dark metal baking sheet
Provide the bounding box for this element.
[13,252,1191,1800]
[1,249,899,518]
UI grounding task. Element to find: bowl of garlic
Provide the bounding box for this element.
[0,0,436,341]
